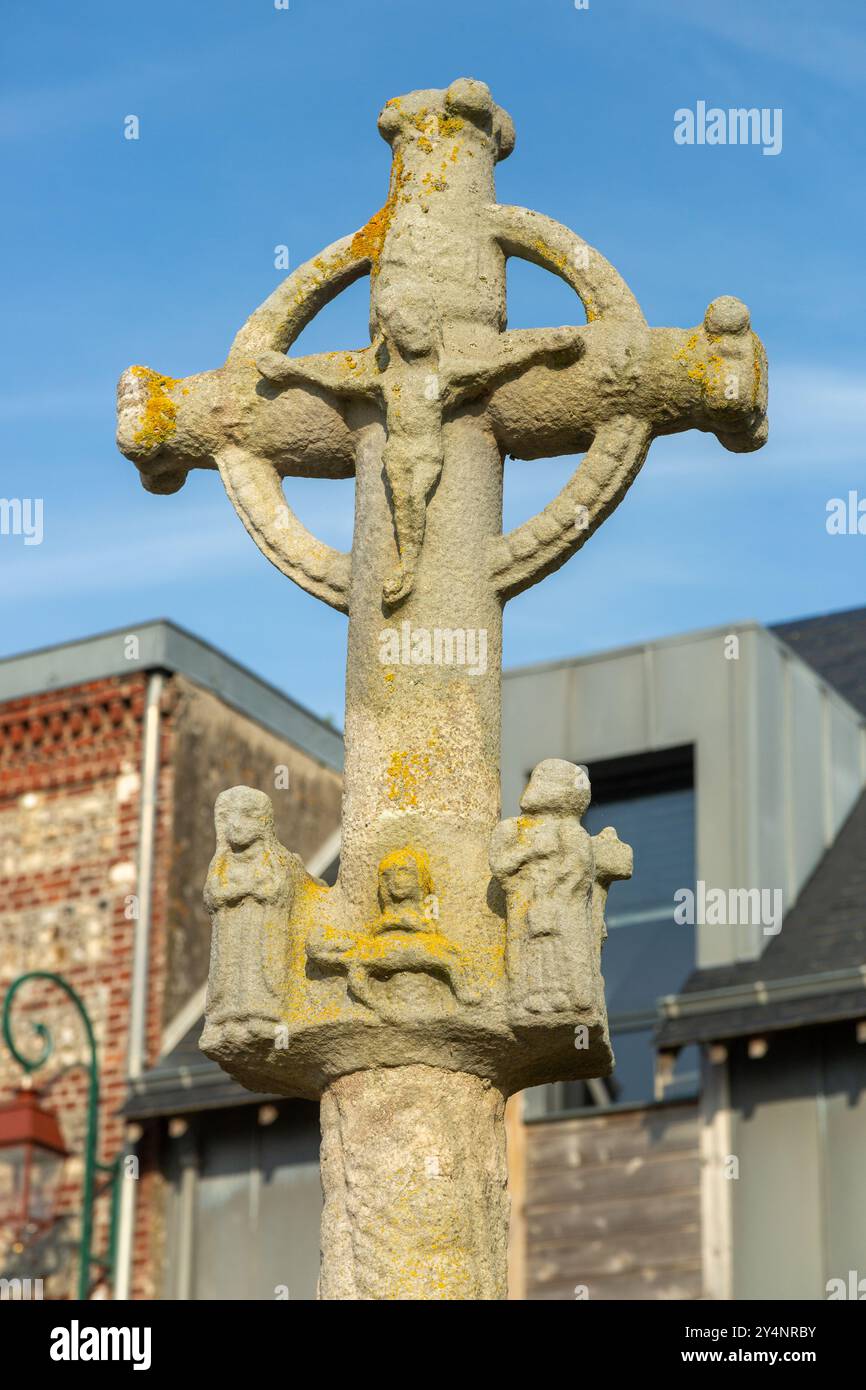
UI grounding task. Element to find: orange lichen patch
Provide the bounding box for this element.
[530,235,599,319]
[129,365,181,452]
[686,351,724,390]
[334,351,366,377]
[752,340,763,405]
[386,748,432,808]
[417,135,433,153]
[422,171,447,193]
[437,113,464,137]
[210,852,230,889]
[359,928,454,966]
[673,334,724,395]
[349,150,410,276]
[281,877,346,1024]
[532,237,568,275]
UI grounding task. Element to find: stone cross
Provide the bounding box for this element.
[117,78,767,1300]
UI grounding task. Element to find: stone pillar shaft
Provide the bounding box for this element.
[318,1065,508,1300]
[339,414,504,922]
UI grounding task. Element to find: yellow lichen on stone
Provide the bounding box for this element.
[437,113,464,137]
[211,852,229,888]
[349,150,410,276]
[386,749,431,808]
[379,845,433,891]
[532,237,568,275]
[752,340,763,405]
[129,365,181,452]
[673,335,724,396]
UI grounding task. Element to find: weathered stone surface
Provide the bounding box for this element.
[319,1065,507,1300]
[199,763,623,1103]
[491,759,632,1023]
[118,76,768,1299]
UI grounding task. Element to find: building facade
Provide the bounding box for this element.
[0,622,342,1298]
[2,608,864,1300]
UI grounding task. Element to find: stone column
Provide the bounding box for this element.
[318,1065,508,1301]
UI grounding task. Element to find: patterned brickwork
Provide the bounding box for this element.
[0,673,170,1297]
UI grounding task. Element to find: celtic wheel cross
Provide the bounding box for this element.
[117,79,767,1301]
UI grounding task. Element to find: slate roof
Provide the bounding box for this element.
[657,604,866,1048]
[771,605,866,717]
[123,1021,277,1119]
[656,790,866,1047]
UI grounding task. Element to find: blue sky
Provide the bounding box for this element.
[1,0,864,723]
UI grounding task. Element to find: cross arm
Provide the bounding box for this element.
[487,300,768,461]
[256,347,382,400]
[442,327,584,408]
[479,206,768,602]
[486,301,767,601]
[116,233,378,613]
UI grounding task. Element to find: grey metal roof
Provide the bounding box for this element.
[0,619,343,772]
[656,605,866,1046]
[770,605,866,717]
[123,1021,272,1119]
[657,789,866,1048]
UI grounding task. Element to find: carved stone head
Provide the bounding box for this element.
[214,786,275,853]
[377,847,433,909]
[376,78,515,165]
[519,758,591,819]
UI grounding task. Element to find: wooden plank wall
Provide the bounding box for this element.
[524,1101,702,1300]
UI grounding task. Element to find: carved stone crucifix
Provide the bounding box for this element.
[117,78,767,1300]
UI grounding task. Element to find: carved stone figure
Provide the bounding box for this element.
[490,760,632,1018]
[306,846,481,1013]
[117,77,768,1300]
[373,846,435,933]
[203,786,299,1024]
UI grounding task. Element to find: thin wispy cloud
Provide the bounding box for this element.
[655,0,866,87]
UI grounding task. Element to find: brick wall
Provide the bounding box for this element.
[0,674,161,1297]
[0,666,342,1300]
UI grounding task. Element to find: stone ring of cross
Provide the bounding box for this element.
[117,76,767,616]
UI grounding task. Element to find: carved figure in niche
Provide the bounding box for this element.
[490,759,631,1017]
[306,846,480,1009]
[204,786,299,1016]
